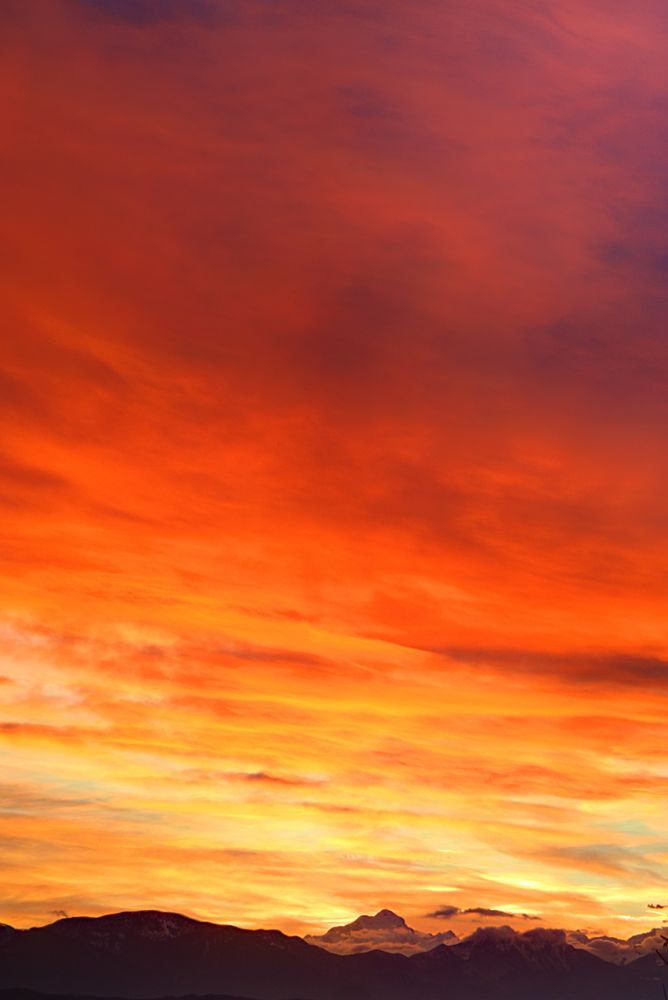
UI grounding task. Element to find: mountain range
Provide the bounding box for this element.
[0,910,668,1000]
[307,908,668,965]
[0,909,667,1000]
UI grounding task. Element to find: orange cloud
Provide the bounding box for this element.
[1,0,668,938]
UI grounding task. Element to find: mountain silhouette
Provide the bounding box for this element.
[0,910,663,1000]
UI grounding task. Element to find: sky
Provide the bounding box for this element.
[1,0,668,939]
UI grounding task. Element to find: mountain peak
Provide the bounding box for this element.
[305,909,458,956]
[348,909,408,931]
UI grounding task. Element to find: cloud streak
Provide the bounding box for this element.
[1,0,668,938]
[428,906,540,921]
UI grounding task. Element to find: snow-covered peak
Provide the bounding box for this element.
[347,909,407,931]
[305,909,457,956]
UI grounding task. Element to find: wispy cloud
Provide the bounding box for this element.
[428,906,540,921]
[1,0,668,937]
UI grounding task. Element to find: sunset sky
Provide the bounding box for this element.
[2,0,668,940]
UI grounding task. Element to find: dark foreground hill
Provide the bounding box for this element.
[0,994,265,1000]
[0,993,270,1000]
[0,911,664,1000]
